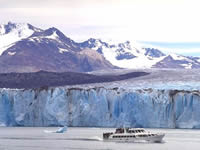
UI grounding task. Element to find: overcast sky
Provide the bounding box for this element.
[1,0,200,55]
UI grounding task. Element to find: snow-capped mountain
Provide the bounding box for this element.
[144,48,166,58]
[80,39,166,69]
[80,38,200,69]
[0,22,115,73]
[0,22,42,55]
[153,53,200,69]
[0,21,200,73]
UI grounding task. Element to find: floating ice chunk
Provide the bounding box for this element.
[55,126,67,133]
[0,123,6,127]
[44,126,67,133]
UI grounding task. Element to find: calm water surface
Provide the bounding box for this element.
[0,127,199,150]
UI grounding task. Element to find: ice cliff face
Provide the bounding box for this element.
[0,87,200,128]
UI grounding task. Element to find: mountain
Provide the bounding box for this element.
[0,22,42,55]
[0,22,200,73]
[80,39,165,69]
[153,54,200,69]
[0,22,115,73]
[80,38,200,69]
[144,48,166,58]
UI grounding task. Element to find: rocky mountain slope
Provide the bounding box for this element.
[0,23,115,72]
[0,71,148,89]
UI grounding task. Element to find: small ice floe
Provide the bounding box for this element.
[0,123,6,127]
[44,126,67,133]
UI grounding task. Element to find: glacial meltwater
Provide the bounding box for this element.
[0,127,199,150]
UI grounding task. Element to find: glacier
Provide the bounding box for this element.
[0,86,200,128]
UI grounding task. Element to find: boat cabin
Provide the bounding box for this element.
[115,128,145,134]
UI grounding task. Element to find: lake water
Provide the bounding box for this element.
[0,127,200,150]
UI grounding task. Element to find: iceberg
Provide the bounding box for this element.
[44,126,67,133]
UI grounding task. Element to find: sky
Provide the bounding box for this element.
[1,0,200,56]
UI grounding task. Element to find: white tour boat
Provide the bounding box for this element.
[103,128,165,142]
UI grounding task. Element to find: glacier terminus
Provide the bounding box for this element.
[0,85,200,129]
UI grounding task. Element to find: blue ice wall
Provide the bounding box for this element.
[0,87,200,128]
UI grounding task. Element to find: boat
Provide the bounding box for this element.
[103,128,165,143]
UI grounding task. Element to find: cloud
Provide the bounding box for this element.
[0,0,187,8]
[1,0,200,43]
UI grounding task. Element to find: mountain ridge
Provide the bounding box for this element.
[0,22,200,73]
[0,70,149,89]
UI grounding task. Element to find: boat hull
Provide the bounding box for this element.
[103,133,165,143]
